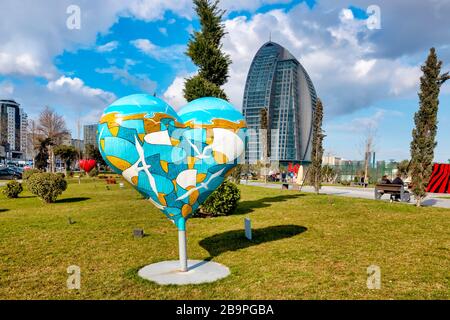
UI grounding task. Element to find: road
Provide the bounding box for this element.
[242,180,450,209]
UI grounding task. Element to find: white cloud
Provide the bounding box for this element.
[96,64,156,94]
[97,41,119,53]
[47,76,116,104]
[219,3,424,116]
[8,75,116,135]
[340,8,354,21]
[163,75,189,110]
[0,80,14,97]
[327,110,387,134]
[127,0,193,21]
[126,0,294,21]
[0,0,129,79]
[158,27,168,36]
[0,0,449,132]
[131,39,186,62]
[0,52,50,78]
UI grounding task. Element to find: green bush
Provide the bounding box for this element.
[196,180,241,217]
[56,172,66,179]
[2,180,23,198]
[22,169,40,180]
[27,173,68,203]
[88,167,99,177]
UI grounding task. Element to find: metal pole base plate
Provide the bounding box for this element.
[138,260,230,285]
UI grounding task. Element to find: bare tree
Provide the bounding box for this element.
[37,106,69,172]
[359,128,377,187]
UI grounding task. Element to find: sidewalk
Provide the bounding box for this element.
[242,180,450,209]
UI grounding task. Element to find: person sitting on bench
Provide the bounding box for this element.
[381,175,391,184]
[378,175,391,197]
[391,173,409,201]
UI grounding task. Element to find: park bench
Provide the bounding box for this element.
[375,184,410,202]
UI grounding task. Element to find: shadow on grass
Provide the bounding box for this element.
[0,208,9,212]
[422,198,438,206]
[199,224,307,259]
[235,194,304,215]
[18,195,36,199]
[55,197,90,203]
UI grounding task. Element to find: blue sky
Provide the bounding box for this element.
[0,0,449,162]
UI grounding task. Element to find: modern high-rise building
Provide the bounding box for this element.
[0,99,28,160]
[83,124,98,150]
[242,41,317,164]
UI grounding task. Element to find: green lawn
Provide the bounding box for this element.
[0,178,449,299]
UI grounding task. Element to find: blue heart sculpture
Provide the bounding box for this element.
[97,94,246,231]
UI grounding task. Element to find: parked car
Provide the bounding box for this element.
[8,166,24,174]
[0,168,22,180]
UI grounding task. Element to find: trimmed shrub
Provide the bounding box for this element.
[2,181,23,198]
[22,169,40,180]
[196,180,241,217]
[27,173,68,203]
[88,167,99,177]
[56,172,66,179]
[340,180,351,186]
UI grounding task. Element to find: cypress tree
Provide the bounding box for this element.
[184,0,231,101]
[410,48,449,206]
[310,98,325,194]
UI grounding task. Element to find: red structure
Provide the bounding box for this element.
[426,163,450,193]
[79,159,96,173]
[288,163,300,174]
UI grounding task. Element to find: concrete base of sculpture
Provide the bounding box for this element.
[138,260,230,285]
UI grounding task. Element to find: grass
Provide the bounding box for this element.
[0,178,449,299]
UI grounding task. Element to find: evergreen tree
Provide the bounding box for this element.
[54,145,78,172]
[410,48,449,206]
[310,98,325,194]
[85,144,106,167]
[184,0,231,101]
[34,138,52,170]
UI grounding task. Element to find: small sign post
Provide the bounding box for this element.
[245,218,252,240]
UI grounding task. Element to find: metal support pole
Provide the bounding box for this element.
[178,230,188,272]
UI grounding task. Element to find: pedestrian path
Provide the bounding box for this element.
[242,180,450,209]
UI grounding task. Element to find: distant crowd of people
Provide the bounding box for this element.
[268,170,300,184]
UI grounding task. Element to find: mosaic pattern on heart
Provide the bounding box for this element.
[97,94,246,230]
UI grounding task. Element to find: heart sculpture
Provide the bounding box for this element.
[79,159,97,173]
[97,94,246,231]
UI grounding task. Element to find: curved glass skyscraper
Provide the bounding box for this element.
[243,41,317,164]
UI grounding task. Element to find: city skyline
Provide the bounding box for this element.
[0,1,450,162]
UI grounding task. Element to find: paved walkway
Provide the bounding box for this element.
[242,180,450,209]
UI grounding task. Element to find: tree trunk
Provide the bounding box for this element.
[416,197,422,207]
[49,146,55,173]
